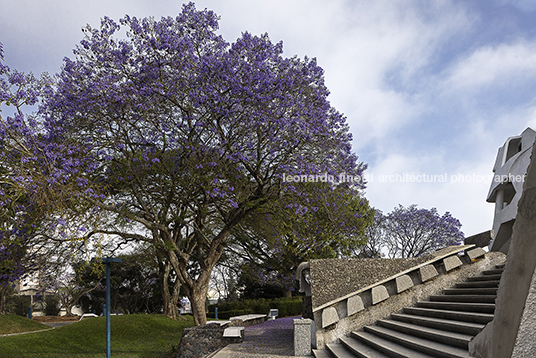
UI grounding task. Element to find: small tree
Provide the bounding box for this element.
[367,205,464,258]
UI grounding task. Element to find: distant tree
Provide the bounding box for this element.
[40,259,103,316]
[210,254,240,302]
[353,209,385,258]
[366,205,464,258]
[78,248,165,315]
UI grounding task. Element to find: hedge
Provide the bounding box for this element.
[207,296,302,319]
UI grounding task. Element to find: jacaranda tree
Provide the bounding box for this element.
[40,3,368,324]
[0,42,55,313]
[367,204,464,258]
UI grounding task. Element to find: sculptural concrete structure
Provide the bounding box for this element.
[469,129,536,357]
[486,127,536,253]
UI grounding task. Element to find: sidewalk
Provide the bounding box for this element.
[212,316,309,358]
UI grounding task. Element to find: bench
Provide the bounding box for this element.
[79,313,99,321]
[268,308,278,320]
[229,314,267,327]
[223,326,245,338]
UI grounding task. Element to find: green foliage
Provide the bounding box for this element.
[9,294,31,317]
[230,193,375,297]
[77,249,162,315]
[43,295,61,316]
[207,296,302,319]
[0,314,195,358]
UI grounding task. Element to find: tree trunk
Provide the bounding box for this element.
[0,286,7,314]
[189,285,208,326]
[160,258,181,319]
[64,303,73,316]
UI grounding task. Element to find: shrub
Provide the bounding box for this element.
[43,295,61,316]
[9,295,31,317]
[208,296,302,319]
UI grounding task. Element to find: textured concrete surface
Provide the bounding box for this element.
[371,285,389,304]
[464,231,493,248]
[467,247,486,261]
[310,257,430,310]
[395,274,413,293]
[419,264,438,282]
[347,295,364,316]
[443,255,463,271]
[512,266,536,357]
[294,319,312,356]
[321,307,338,328]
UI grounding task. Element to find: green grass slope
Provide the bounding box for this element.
[0,315,51,335]
[0,314,194,358]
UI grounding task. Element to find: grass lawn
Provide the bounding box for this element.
[0,314,195,358]
[0,315,51,335]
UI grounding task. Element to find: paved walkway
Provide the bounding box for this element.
[212,316,308,358]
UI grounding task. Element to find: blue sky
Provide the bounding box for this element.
[1,0,536,236]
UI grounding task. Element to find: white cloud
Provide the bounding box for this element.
[444,41,536,91]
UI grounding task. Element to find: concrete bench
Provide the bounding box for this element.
[79,313,99,321]
[229,314,266,327]
[268,308,278,320]
[223,326,245,338]
[207,320,231,327]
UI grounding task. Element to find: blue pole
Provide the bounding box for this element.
[215,307,218,320]
[29,306,32,319]
[106,261,111,358]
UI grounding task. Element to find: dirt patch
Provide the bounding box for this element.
[33,316,80,323]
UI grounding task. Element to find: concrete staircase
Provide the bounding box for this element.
[313,263,505,358]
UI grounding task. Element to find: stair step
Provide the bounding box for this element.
[403,307,494,324]
[340,336,391,358]
[429,294,497,303]
[416,301,495,314]
[326,343,355,358]
[481,269,504,275]
[359,326,471,358]
[455,280,500,288]
[314,348,335,358]
[353,331,434,358]
[391,313,485,335]
[466,274,502,281]
[495,263,506,269]
[443,287,498,295]
[377,319,472,349]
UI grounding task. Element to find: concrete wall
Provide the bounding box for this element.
[511,266,536,357]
